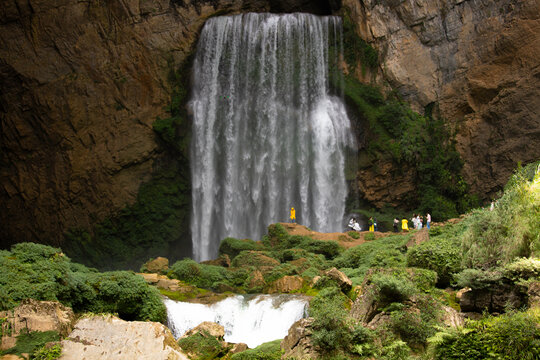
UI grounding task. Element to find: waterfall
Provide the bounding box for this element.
[190,13,355,261]
[164,295,308,348]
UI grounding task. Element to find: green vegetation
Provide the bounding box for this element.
[230,340,282,360]
[177,331,230,360]
[341,10,378,73]
[461,162,540,268]
[429,309,540,359]
[0,331,59,358]
[63,56,192,270]
[342,75,477,220]
[0,243,166,322]
[32,343,62,360]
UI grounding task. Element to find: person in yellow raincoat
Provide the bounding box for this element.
[368,217,374,232]
[290,207,296,223]
[402,218,409,232]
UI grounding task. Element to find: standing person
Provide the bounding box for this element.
[368,217,374,232]
[412,214,417,229]
[290,207,296,223]
[402,218,409,232]
[418,216,423,230]
[426,213,431,230]
[393,218,399,232]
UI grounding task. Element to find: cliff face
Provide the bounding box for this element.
[0,0,278,246]
[345,0,540,202]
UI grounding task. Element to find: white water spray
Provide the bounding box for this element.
[164,295,308,348]
[190,13,355,261]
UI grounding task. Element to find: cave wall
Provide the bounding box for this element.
[343,0,540,202]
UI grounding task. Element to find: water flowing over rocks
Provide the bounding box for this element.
[164,294,308,348]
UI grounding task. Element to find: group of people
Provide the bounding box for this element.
[347,217,362,232]
[393,213,431,232]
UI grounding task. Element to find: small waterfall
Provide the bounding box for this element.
[190,13,355,261]
[164,295,308,348]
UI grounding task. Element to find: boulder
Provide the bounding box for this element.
[528,281,540,308]
[137,273,181,291]
[0,299,75,350]
[281,318,318,360]
[181,322,225,340]
[59,315,188,360]
[0,355,25,360]
[350,290,378,325]
[248,270,266,290]
[267,276,304,294]
[323,268,352,292]
[143,257,169,273]
[201,254,231,268]
[459,284,527,313]
[229,343,248,354]
[441,306,464,328]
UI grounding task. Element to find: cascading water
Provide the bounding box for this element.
[164,295,308,348]
[190,13,355,261]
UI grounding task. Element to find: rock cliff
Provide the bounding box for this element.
[344,0,540,201]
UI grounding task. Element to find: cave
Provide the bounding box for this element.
[268,0,340,15]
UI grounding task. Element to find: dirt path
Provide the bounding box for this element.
[278,222,388,249]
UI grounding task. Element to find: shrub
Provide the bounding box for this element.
[169,259,228,290]
[230,339,282,360]
[364,233,375,241]
[461,162,540,267]
[309,287,352,354]
[407,236,461,287]
[298,239,343,260]
[503,257,540,282]
[219,237,263,259]
[454,268,504,290]
[333,236,408,276]
[177,331,229,360]
[348,231,360,239]
[32,343,62,360]
[0,243,166,322]
[369,274,416,307]
[429,308,540,359]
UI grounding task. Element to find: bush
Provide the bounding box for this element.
[309,287,352,354]
[369,274,416,307]
[407,236,461,287]
[177,331,229,360]
[461,162,540,267]
[348,231,360,239]
[504,257,540,282]
[231,339,282,360]
[333,235,408,276]
[219,237,263,259]
[364,233,375,241]
[169,259,228,289]
[32,343,62,360]
[454,268,504,290]
[298,239,343,260]
[430,308,540,359]
[0,243,166,322]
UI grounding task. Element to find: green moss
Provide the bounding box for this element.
[0,331,60,357]
[178,331,230,360]
[342,74,477,219]
[32,343,62,360]
[341,9,378,72]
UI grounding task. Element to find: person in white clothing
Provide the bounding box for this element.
[353,221,361,232]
